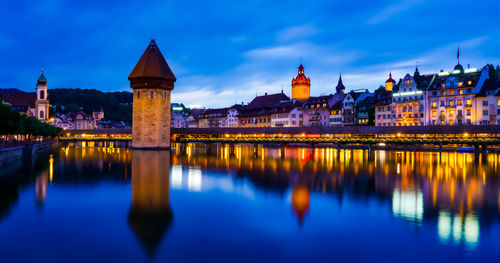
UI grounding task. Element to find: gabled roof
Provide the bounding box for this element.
[0,92,36,108]
[428,71,480,91]
[247,92,289,109]
[476,79,500,98]
[303,94,333,108]
[272,100,303,114]
[329,100,343,110]
[128,40,176,81]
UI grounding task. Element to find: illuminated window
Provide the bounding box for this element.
[458,82,463,87]
[449,100,453,106]
[442,84,445,88]
[450,120,454,126]
[432,101,437,107]
[323,103,327,107]
[466,99,471,106]
[459,89,463,95]
[498,100,500,106]
[457,99,462,106]
[432,111,437,117]
[468,81,472,85]
[449,90,454,95]
[449,110,454,116]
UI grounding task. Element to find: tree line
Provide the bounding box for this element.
[0,103,61,138]
[49,89,132,123]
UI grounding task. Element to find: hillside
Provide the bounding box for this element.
[48,89,132,123]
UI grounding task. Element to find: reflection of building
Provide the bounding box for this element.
[128,150,173,256]
[291,185,310,224]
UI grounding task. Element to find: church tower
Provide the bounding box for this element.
[35,69,49,121]
[291,64,310,101]
[335,74,345,94]
[385,72,395,92]
[129,40,176,149]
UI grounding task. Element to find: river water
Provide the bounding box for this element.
[0,144,499,262]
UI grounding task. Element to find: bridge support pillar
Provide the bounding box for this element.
[367,143,374,161]
[229,143,235,157]
[205,143,212,155]
[279,144,286,159]
[481,144,488,161]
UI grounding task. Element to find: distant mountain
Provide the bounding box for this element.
[48,89,133,123]
[0,88,26,94]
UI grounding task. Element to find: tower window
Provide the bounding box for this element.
[137,91,140,99]
[39,110,44,119]
[150,91,154,99]
[40,90,45,100]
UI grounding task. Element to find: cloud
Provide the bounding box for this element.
[277,24,319,42]
[368,0,428,25]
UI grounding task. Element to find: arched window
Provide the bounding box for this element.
[40,90,45,100]
[39,110,44,119]
[150,91,154,99]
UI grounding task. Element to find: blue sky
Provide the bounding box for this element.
[1,0,499,108]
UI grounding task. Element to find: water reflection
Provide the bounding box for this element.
[0,145,499,261]
[129,150,173,257]
[174,143,500,248]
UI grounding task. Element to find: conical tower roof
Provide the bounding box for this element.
[128,40,176,81]
[336,74,345,93]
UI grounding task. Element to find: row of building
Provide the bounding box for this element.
[172,59,500,128]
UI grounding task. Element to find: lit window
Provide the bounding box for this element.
[449,100,453,106]
[457,100,462,106]
[498,100,500,106]
[468,81,472,85]
[432,111,436,117]
[466,99,471,106]
[449,90,454,95]
[459,89,463,95]
[449,110,454,116]
[458,82,463,87]
[432,101,436,107]
[442,84,445,88]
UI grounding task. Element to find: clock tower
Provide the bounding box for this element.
[291,64,310,101]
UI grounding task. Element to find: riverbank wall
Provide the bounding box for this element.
[0,142,59,167]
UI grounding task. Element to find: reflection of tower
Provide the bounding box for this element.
[291,64,311,101]
[35,173,48,205]
[129,40,176,149]
[35,155,53,206]
[291,184,310,224]
[128,150,173,257]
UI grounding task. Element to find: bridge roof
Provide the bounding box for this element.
[171,126,500,135]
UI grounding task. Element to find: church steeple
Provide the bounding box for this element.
[335,74,345,94]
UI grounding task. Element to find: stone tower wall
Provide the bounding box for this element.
[132,88,171,149]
